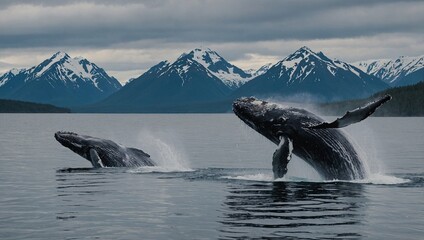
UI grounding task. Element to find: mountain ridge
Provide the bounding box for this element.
[233,46,389,102]
[0,52,122,107]
[178,48,254,89]
[353,55,424,87]
[2,47,422,113]
[91,49,234,112]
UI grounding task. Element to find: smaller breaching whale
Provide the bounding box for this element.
[55,131,155,168]
[233,95,391,180]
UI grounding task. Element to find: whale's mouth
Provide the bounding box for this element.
[55,131,77,139]
[233,100,254,130]
[233,97,269,130]
[54,131,86,153]
[55,131,76,144]
[232,97,256,118]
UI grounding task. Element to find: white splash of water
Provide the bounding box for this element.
[222,169,324,182]
[222,172,324,182]
[343,122,388,179]
[284,156,323,181]
[222,171,409,185]
[224,173,274,181]
[351,173,410,185]
[129,129,192,173]
[127,166,193,174]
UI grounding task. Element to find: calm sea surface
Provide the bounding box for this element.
[0,114,423,240]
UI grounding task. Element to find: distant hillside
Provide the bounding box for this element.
[0,99,70,113]
[318,81,424,116]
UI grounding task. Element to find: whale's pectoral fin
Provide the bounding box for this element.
[272,136,293,179]
[89,148,105,168]
[309,94,392,129]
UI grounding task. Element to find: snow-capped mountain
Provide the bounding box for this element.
[234,47,389,101]
[181,48,253,89]
[354,55,424,86]
[0,68,26,87]
[94,51,233,112]
[0,52,121,106]
[254,63,273,77]
[245,63,273,78]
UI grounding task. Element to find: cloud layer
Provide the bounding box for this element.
[0,0,423,83]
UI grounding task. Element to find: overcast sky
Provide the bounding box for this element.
[0,0,423,83]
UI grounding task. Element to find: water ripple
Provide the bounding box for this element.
[218,181,366,239]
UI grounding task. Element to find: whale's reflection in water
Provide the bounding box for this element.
[219,181,366,239]
[55,167,367,239]
[55,169,120,224]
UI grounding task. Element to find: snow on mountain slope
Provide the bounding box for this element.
[275,46,363,83]
[94,53,233,112]
[245,63,273,78]
[234,46,389,101]
[0,52,121,106]
[0,68,25,87]
[354,55,424,86]
[183,48,253,89]
[23,51,121,91]
[254,63,273,77]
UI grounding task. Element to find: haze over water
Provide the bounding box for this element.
[0,114,423,239]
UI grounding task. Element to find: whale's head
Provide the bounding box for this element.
[54,131,112,162]
[233,97,301,144]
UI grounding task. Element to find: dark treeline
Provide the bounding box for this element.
[0,99,70,113]
[2,81,424,115]
[318,81,424,116]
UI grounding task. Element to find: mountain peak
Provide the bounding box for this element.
[277,47,316,71]
[235,48,388,102]
[193,47,213,53]
[0,68,26,87]
[170,47,253,89]
[246,63,273,77]
[273,47,367,84]
[289,46,320,59]
[9,68,25,76]
[187,47,223,66]
[74,56,86,62]
[51,51,70,60]
[298,46,313,52]
[0,52,121,107]
[353,54,424,86]
[177,47,217,61]
[34,51,72,77]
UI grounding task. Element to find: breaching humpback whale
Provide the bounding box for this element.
[55,131,155,168]
[233,95,391,180]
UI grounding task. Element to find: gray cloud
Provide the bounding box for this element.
[0,0,423,83]
[0,0,422,48]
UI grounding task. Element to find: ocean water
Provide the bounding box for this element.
[0,114,423,240]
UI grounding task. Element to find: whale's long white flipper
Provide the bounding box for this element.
[272,137,293,179]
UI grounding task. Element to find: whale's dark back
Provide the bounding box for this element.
[92,139,155,167]
[55,131,155,168]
